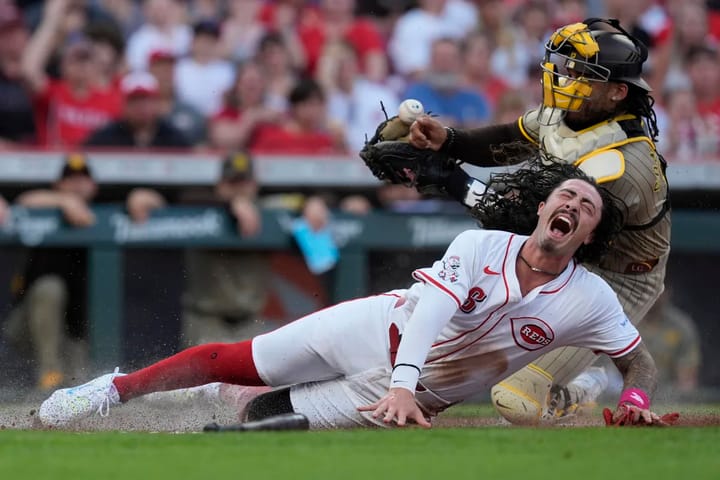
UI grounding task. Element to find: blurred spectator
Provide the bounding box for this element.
[219,0,267,64]
[660,87,719,161]
[126,151,273,346]
[126,0,191,72]
[404,37,491,128]
[490,1,551,90]
[355,0,413,40]
[493,90,530,124]
[320,41,399,154]
[256,0,308,73]
[638,288,702,393]
[21,0,123,147]
[187,0,222,23]
[250,78,346,153]
[258,0,305,31]
[298,0,387,82]
[84,71,191,147]
[148,50,207,146]
[686,45,720,141]
[85,21,126,89]
[174,20,234,117]
[95,0,145,38]
[603,0,672,93]
[256,32,301,112]
[2,154,98,391]
[389,0,478,78]
[664,1,718,93]
[552,0,588,29]
[474,0,510,43]
[461,30,509,109]
[210,61,282,151]
[0,0,35,145]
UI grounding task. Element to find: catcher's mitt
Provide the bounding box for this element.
[359,105,461,196]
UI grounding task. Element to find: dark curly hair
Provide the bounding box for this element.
[470,144,625,264]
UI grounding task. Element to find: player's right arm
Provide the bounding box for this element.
[359,230,482,427]
[358,286,458,428]
[409,116,528,166]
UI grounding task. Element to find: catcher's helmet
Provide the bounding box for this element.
[539,18,650,121]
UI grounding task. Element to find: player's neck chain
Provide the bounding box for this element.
[518,253,563,277]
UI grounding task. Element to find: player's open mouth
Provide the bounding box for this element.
[549,214,574,238]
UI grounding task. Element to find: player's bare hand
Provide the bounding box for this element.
[357,387,431,428]
[61,195,95,227]
[231,196,261,237]
[409,116,446,151]
[126,188,166,223]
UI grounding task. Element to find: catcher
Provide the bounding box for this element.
[360,18,673,426]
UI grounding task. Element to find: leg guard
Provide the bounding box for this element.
[490,363,553,426]
[244,387,294,421]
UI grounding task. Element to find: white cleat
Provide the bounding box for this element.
[38,368,125,427]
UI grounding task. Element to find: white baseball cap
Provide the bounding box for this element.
[120,71,160,98]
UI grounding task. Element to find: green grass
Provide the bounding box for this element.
[1,427,719,480]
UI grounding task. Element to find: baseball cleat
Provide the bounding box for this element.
[542,384,597,423]
[38,368,124,427]
[491,364,553,426]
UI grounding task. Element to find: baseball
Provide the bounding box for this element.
[398,99,425,124]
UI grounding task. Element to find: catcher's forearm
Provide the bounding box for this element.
[612,343,658,397]
[449,122,525,166]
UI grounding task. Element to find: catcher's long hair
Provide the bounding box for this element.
[471,144,625,264]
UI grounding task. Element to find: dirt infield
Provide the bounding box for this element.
[2,400,719,431]
[434,411,720,428]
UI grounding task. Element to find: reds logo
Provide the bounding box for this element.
[438,255,461,283]
[510,317,555,351]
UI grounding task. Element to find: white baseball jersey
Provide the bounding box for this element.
[392,229,640,413]
[251,229,640,428]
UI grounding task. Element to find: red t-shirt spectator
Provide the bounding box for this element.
[250,123,337,154]
[297,9,384,75]
[33,80,122,147]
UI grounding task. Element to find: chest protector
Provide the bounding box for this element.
[525,110,653,182]
[521,109,669,230]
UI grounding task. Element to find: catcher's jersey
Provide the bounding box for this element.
[393,229,640,407]
[520,108,671,274]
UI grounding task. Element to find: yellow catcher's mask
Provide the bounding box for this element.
[541,22,602,114]
[541,62,593,112]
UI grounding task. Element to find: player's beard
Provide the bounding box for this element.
[564,94,619,131]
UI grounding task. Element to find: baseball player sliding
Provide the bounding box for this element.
[38,165,672,429]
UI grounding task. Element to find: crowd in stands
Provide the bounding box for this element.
[0,0,719,161]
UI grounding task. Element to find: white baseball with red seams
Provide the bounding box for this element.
[250,229,641,428]
[398,99,425,124]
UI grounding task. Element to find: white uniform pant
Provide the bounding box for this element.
[251,294,402,429]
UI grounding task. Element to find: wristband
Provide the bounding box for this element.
[618,388,650,409]
[440,126,456,153]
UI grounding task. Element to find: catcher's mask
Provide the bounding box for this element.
[539,18,650,124]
